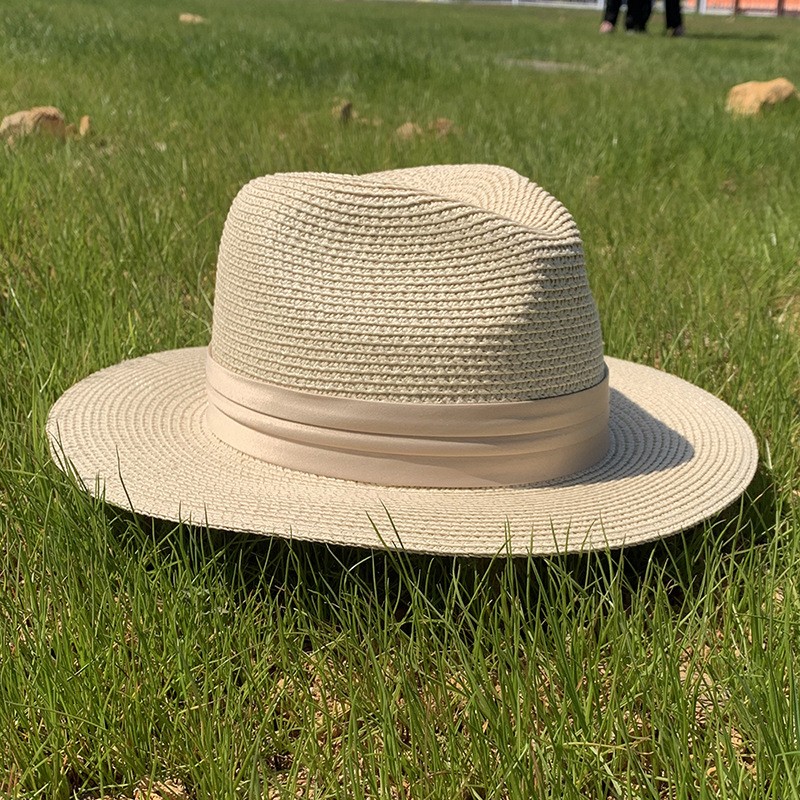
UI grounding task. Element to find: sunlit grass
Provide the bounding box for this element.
[1,0,799,797]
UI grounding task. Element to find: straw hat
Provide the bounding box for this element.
[47,165,758,555]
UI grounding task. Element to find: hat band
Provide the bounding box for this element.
[204,349,610,488]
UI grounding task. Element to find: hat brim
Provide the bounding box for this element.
[46,347,757,556]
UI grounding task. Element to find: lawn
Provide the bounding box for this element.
[1,0,799,797]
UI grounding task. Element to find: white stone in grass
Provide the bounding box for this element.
[429,117,456,137]
[395,121,423,140]
[726,77,798,116]
[1,106,67,143]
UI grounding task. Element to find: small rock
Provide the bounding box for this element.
[726,77,798,116]
[429,117,455,137]
[395,121,422,140]
[0,106,67,142]
[332,100,353,123]
[179,12,207,24]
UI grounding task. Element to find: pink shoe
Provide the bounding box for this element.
[599,21,615,33]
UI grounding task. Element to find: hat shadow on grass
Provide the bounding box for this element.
[52,382,775,629]
[91,457,776,636]
[45,357,765,629]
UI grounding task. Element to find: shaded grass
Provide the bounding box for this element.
[1,0,800,797]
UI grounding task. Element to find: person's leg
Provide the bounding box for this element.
[601,0,622,29]
[639,0,653,29]
[624,0,638,30]
[665,0,684,33]
[626,0,652,31]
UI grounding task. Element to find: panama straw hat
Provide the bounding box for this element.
[47,164,758,556]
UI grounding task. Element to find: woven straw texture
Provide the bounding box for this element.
[211,165,604,402]
[46,165,758,555]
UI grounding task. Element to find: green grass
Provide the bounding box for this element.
[1,0,800,797]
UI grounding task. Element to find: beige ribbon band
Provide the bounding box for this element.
[205,349,610,488]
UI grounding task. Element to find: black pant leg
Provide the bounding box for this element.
[625,0,653,30]
[665,0,683,29]
[603,0,624,24]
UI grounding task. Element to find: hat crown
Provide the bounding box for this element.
[210,165,604,403]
